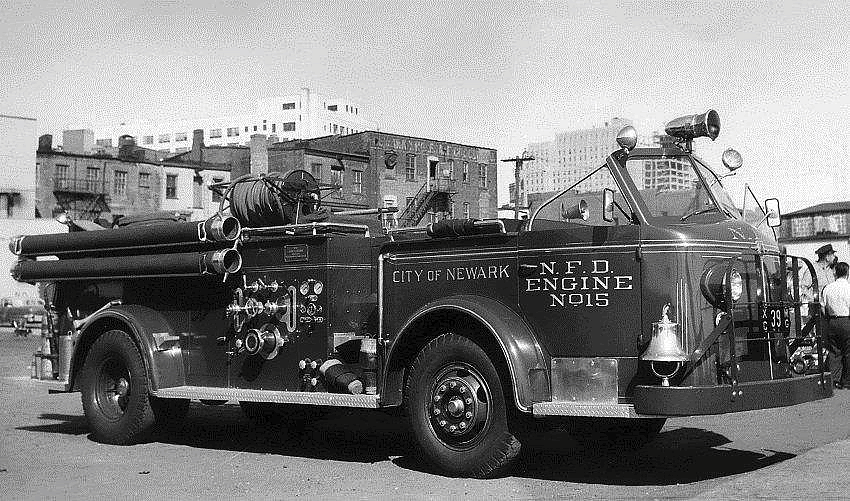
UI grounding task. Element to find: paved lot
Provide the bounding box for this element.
[1,327,849,500]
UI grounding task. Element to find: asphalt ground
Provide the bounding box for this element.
[1,327,849,500]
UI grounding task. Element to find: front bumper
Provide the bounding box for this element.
[633,372,833,416]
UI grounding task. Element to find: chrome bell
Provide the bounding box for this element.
[641,304,689,386]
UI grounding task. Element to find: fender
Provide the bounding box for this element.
[70,304,185,392]
[384,294,550,412]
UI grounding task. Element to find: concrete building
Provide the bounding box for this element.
[0,114,38,219]
[520,118,633,206]
[779,201,850,259]
[90,88,373,156]
[273,131,498,227]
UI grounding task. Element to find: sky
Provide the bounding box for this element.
[1,0,848,211]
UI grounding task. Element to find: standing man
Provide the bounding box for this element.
[822,261,850,389]
[814,244,838,296]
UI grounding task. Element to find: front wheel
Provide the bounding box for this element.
[405,333,521,478]
[80,330,156,444]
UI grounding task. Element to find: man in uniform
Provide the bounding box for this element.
[814,244,838,296]
[822,261,850,389]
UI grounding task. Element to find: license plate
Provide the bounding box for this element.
[760,303,790,334]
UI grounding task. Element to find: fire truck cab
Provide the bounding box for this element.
[13,110,832,478]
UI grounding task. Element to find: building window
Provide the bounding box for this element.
[406,196,414,209]
[271,123,276,133]
[212,177,223,202]
[253,125,257,132]
[113,170,127,197]
[209,129,222,138]
[244,126,249,132]
[138,172,150,190]
[449,201,455,218]
[405,155,416,182]
[55,164,70,190]
[332,124,338,134]
[166,174,177,199]
[283,122,295,132]
[143,136,154,145]
[330,166,343,197]
[328,105,338,111]
[175,132,187,142]
[262,124,267,131]
[282,102,296,110]
[96,138,112,148]
[85,167,100,192]
[352,170,362,194]
[310,163,322,181]
[227,127,240,137]
[478,164,487,188]
[462,162,469,183]
[158,134,170,143]
[463,202,470,219]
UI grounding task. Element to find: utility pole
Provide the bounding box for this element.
[501,153,534,220]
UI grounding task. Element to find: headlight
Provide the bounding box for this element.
[701,264,744,308]
[729,269,743,301]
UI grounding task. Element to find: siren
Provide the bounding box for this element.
[561,200,588,221]
[664,109,720,147]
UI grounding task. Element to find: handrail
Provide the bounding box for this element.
[243,222,370,237]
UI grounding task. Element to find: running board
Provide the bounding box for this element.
[153,386,379,408]
[533,402,660,418]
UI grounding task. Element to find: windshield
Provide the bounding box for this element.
[623,155,740,223]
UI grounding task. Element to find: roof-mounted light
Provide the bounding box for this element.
[616,125,638,152]
[664,109,720,150]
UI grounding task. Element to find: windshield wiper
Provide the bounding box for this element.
[681,206,720,222]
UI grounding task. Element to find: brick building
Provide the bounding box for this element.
[279,131,498,227]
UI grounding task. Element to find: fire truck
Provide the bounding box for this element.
[11,110,832,478]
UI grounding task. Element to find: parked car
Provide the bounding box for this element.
[0,297,46,336]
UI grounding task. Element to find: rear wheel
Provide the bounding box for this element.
[405,333,520,478]
[80,329,155,444]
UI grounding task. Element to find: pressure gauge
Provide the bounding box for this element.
[299,282,310,296]
[306,303,317,316]
[313,281,324,295]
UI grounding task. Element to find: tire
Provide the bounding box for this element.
[405,333,521,478]
[80,329,155,444]
[567,417,666,451]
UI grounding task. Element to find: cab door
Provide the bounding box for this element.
[517,166,642,358]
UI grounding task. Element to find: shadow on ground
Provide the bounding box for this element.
[17,406,795,483]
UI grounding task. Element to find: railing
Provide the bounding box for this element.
[54,178,107,194]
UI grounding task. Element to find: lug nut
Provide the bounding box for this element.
[465,411,472,418]
[433,395,440,402]
[449,425,456,432]
[450,381,457,388]
[439,420,446,427]
[433,408,440,415]
[439,385,446,392]
[465,398,472,405]
[459,422,467,429]
[459,386,465,393]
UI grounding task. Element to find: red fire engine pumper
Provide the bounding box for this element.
[11,110,832,478]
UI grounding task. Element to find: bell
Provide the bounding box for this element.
[641,304,689,386]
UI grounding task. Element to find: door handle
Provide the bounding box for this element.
[518,264,539,277]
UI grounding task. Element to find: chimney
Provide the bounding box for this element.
[249,134,268,174]
[192,129,204,156]
[38,134,53,152]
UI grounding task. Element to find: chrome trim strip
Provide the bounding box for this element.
[532,402,660,418]
[152,386,379,408]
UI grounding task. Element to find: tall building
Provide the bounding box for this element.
[0,114,37,219]
[520,118,633,204]
[635,132,695,191]
[89,87,373,156]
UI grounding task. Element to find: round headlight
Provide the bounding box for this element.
[729,269,743,301]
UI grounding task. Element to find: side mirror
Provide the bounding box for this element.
[602,188,615,222]
[765,198,781,227]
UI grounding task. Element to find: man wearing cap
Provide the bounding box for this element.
[814,244,838,296]
[822,262,850,389]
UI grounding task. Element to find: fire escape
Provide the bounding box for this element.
[53,177,110,221]
[398,177,456,227]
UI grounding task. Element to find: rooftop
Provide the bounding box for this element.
[785,201,850,217]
